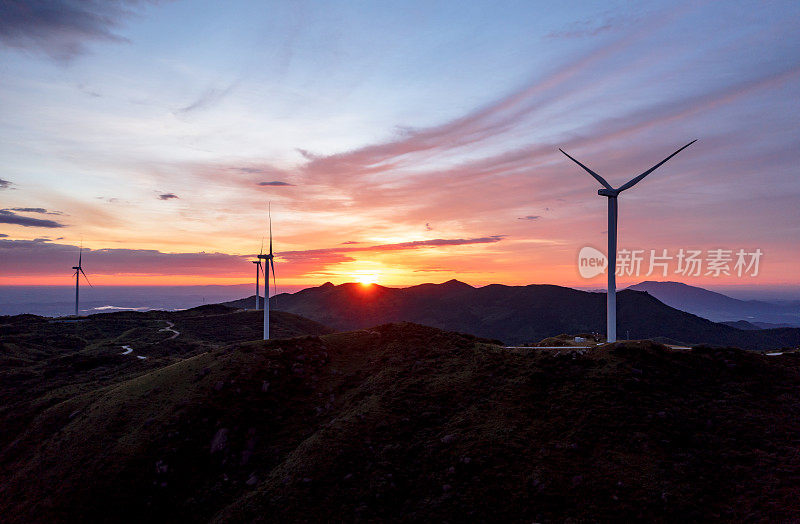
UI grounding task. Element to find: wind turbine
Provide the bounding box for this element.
[559,140,696,343]
[257,204,276,340]
[253,238,264,310]
[71,244,92,317]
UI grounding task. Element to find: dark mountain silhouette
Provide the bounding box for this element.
[721,320,795,330]
[224,281,800,350]
[628,281,800,326]
[2,323,799,522]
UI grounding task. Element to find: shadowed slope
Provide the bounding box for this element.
[1,323,799,522]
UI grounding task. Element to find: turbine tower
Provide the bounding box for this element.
[559,140,696,343]
[253,239,264,310]
[257,205,276,340]
[71,244,92,317]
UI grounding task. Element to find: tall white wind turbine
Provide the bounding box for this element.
[257,205,276,340]
[559,140,696,343]
[253,238,264,310]
[71,244,92,317]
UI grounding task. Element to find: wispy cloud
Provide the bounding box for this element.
[546,14,634,40]
[257,181,295,187]
[0,210,66,228]
[0,238,247,275]
[279,235,506,261]
[0,178,13,189]
[5,207,63,215]
[0,0,156,61]
[518,215,540,220]
[158,193,179,200]
[176,82,237,114]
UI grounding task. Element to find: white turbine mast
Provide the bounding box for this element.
[71,243,92,317]
[257,203,277,340]
[559,139,696,343]
[253,237,264,310]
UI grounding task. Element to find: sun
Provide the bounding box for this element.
[355,272,379,285]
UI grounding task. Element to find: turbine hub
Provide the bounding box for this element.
[598,188,619,197]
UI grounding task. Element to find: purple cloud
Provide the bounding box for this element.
[6,207,62,215]
[0,238,248,276]
[0,0,155,61]
[158,193,179,200]
[257,181,295,187]
[0,210,66,228]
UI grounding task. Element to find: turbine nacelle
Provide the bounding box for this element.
[597,188,619,198]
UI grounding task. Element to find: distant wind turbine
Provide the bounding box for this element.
[71,244,93,317]
[253,238,264,310]
[559,140,696,343]
[257,204,277,340]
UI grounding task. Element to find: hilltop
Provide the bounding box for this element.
[226,281,800,350]
[1,322,799,522]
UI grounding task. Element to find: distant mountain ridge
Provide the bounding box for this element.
[224,280,800,350]
[627,281,800,326]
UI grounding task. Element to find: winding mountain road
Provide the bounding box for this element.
[159,320,180,340]
[119,319,179,360]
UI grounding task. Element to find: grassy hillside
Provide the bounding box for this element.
[2,323,799,522]
[0,307,332,461]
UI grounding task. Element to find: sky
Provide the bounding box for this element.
[1,0,799,293]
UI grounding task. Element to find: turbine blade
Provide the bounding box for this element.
[268,202,273,256]
[270,258,276,298]
[617,140,697,192]
[559,148,613,190]
[80,268,93,288]
[78,244,82,266]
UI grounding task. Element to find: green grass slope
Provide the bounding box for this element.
[1,323,799,522]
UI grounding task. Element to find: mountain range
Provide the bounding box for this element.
[225,280,800,350]
[627,281,800,326]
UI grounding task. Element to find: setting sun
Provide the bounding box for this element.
[356,274,379,285]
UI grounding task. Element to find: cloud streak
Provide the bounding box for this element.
[257,181,295,187]
[0,239,248,276]
[176,82,237,114]
[279,235,506,261]
[0,210,66,228]
[5,207,62,215]
[0,0,154,60]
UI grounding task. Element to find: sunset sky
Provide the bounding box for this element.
[1,1,798,291]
